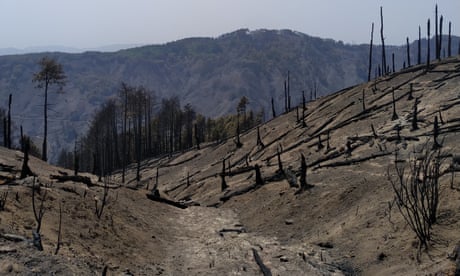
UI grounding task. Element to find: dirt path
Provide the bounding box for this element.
[162,205,343,275]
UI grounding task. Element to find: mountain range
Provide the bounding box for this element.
[0,28,458,162]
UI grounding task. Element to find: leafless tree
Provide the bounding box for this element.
[95,176,110,219]
[388,141,445,256]
[32,177,46,251]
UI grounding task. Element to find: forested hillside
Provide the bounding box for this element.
[0,29,458,162]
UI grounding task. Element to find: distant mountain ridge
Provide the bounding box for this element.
[0,28,458,162]
[0,44,143,56]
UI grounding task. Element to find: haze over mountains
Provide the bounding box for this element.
[0,28,458,162]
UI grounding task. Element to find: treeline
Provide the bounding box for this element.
[57,83,263,181]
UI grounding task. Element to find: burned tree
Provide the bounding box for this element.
[392,88,398,120]
[298,153,310,191]
[418,26,422,64]
[380,7,387,75]
[368,22,374,82]
[406,37,411,67]
[448,21,452,57]
[31,177,46,251]
[221,159,228,191]
[194,123,200,150]
[411,98,419,131]
[20,137,34,179]
[435,4,439,60]
[95,177,110,219]
[432,116,441,149]
[254,165,264,187]
[388,142,444,253]
[7,94,11,149]
[277,145,283,174]
[407,83,414,100]
[427,19,431,70]
[256,126,264,148]
[438,15,443,61]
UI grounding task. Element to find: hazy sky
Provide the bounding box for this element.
[1,0,459,49]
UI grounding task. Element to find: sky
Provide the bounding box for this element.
[1,0,459,50]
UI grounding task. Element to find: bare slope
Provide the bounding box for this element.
[1,57,460,275]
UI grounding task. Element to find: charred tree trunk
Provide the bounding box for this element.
[406,37,411,67]
[277,146,283,173]
[368,22,374,82]
[7,94,11,149]
[392,53,395,73]
[299,153,308,190]
[362,89,366,112]
[392,88,398,120]
[418,26,422,64]
[427,19,431,70]
[448,21,452,57]
[287,71,291,111]
[255,165,264,187]
[411,98,419,131]
[194,123,200,150]
[435,5,439,60]
[302,90,306,110]
[221,159,227,191]
[256,126,264,148]
[438,15,443,61]
[408,83,414,100]
[433,116,441,149]
[380,7,387,75]
[284,80,288,113]
[20,137,33,179]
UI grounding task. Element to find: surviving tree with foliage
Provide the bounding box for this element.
[33,57,66,162]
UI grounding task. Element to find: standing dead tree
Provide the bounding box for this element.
[411,98,419,131]
[427,19,431,70]
[380,6,387,75]
[368,22,374,82]
[95,176,109,219]
[418,26,422,64]
[388,142,444,256]
[31,177,46,251]
[438,15,443,61]
[7,94,11,149]
[221,159,228,191]
[435,5,439,60]
[448,21,452,57]
[406,37,411,67]
[256,126,264,148]
[392,88,399,120]
[54,202,62,255]
[297,153,313,193]
[20,137,34,179]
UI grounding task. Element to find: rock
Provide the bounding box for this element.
[317,242,334,249]
[279,255,289,262]
[285,219,294,225]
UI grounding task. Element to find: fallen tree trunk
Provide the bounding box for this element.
[146,193,188,209]
[50,174,93,186]
[252,248,272,276]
